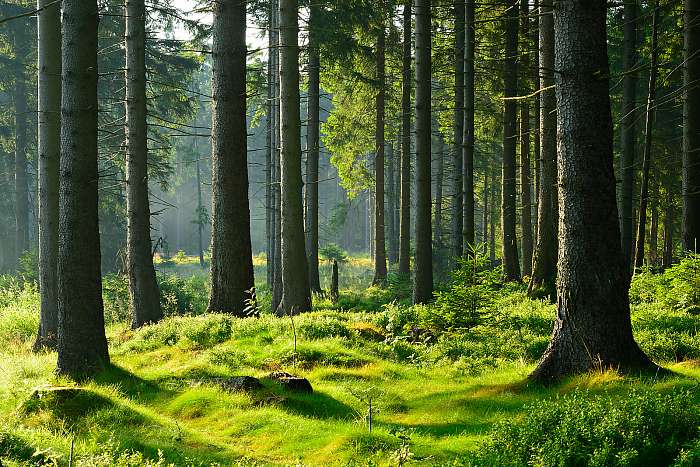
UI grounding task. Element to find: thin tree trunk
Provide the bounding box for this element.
[501,0,520,281]
[195,156,205,268]
[452,0,465,259]
[683,0,700,253]
[463,0,476,254]
[634,3,659,269]
[266,0,274,287]
[531,0,654,381]
[649,169,659,267]
[398,0,412,275]
[532,0,540,243]
[57,0,110,377]
[272,0,283,311]
[35,0,61,350]
[279,0,311,315]
[387,141,397,265]
[663,189,674,269]
[482,167,488,245]
[620,0,639,268]
[305,2,321,292]
[435,131,445,246]
[489,160,497,265]
[373,21,388,285]
[519,0,532,277]
[413,0,433,304]
[13,22,28,266]
[126,0,162,328]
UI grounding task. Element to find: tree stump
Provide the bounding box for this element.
[331,260,339,302]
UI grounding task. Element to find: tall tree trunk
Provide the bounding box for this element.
[619,0,639,268]
[126,0,162,327]
[373,21,388,285]
[208,0,255,315]
[649,170,659,267]
[501,0,520,281]
[489,160,497,265]
[435,131,445,253]
[387,141,397,265]
[57,0,110,376]
[413,0,433,304]
[452,0,465,259]
[463,0,476,254]
[305,3,321,292]
[519,0,532,277]
[532,0,540,243]
[482,167,488,245]
[272,0,283,311]
[399,0,412,275]
[530,0,654,381]
[266,0,274,287]
[13,22,28,266]
[663,189,674,269]
[35,0,61,350]
[683,0,700,253]
[528,0,556,294]
[195,156,205,268]
[633,3,659,269]
[279,0,312,315]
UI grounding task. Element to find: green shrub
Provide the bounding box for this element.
[158,274,208,316]
[630,254,700,313]
[0,278,39,347]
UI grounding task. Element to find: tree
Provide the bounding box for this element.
[463,0,476,255]
[452,0,465,259]
[12,18,28,268]
[531,0,654,381]
[519,0,533,277]
[208,0,255,315]
[398,0,412,275]
[305,2,322,292]
[279,0,312,314]
[57,0,110,376]
[35,0,61,350]
[683,0,700,253]
[413,0,433,304]
[372,15,388,285]
[126,0,163,327]
[501,0,520,281]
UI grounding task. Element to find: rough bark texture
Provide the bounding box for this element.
[501,0,520,281]
[530,0,654,382]
[684,0,700,253]
[266,0,274,287]
[13,21,28,266]
[452,0,465,259]
[463,0,476,253]
[619,0,639,267]
[387,142,397,265]
[208,0,255,316]
[529,0,557,294]
[413,0,433,304]
[35,0,61,350]
[271,0,283,311]
[279,0,312,315]
[532,0,540,243]
[519,0,533,277]
[126,0,162,328]
[373,24,388,285]
[398,0,412,275]
[57,0,110,377]
[305,3,321,292]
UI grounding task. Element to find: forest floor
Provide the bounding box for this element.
[1,255,700,465]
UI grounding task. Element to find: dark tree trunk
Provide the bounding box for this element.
[279,0,312,315]
[373,22,388,285]
[13,22,28,266]
[663,189,674,269]
[529,0,557,294]
[57,0,110,377]
[387,141,397,265]
[530,0,654,382]
[683,0,700,253]
[463,0,476,254]
[266,0,275,287]
[435,132,445,248]
[126,0,162,328]
[501,0,520,281]
[452,0,465,259]
[272,0,283,312]
[330,259,339,302]
[633,3,659,269]
[305,3,321,292]
[35,0,61,350]
[620,0,639,268]
[519,0,532,277]
[489,161,497,265]
[482,168,489,245]
[532,0,540,243]
[650,170,659,267]
[399,0,412,275]
[208,0,255,315]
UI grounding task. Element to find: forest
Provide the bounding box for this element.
[0,0,699,464]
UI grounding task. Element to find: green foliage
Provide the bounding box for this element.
[319,243,349,264]
[630,254,700,313]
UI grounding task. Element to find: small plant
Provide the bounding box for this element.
[319,243,349,264]
[389,427,414,466]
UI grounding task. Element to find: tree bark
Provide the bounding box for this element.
[463,0,476,254]
[649,170,659,267]
[57,0,110,377]
[35,0,61,350]
[663,188,674,269]
[126,0,163,328]
[519,0,532,277]
[532,0,540,243]
[387,141,397,265]
[413,0,433,304]
[279,0,312,314]
[435,131,445,252]
[683,0,700,253]
[305,2,322,292]
[399,0,412,275]
[266,0,274,287]
[373,21,388,285]
[501,0,520,281]
[272,0,283,311]
[13,21,28,266]
[208,0,255,316]
[452,0,465,259]
[530,0,654,382]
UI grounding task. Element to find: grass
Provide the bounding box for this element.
[1,256,700,465]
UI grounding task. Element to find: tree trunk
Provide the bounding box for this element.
[663,189,674,269]
[482,167,488,245]
[619,0,639,268]
[528,0,557,294]
[489,161,497,265]
[387,141,397,265]
[266,0,274,287]
[452,0,465,259]
[683,0,700,253]
[279,0,312,315]
[208,0,255,315]
[13,21,28,266]
[413,0,433,304]
[195,152,205,268]
[373,22,388,285]
[398,0,412,275]
[633,3,659,269]
[519,0,532,277]
[126,0,163,327]
[272,0,283,311]
[649,170,659,267]
[501,0,520,281]
[305,3,322,292]
[57,0,110,377]
[532,0,540,243]
[463,0,476,254]
[435,131,445,248]
[35,0,61,350]
[530,0,654,382]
